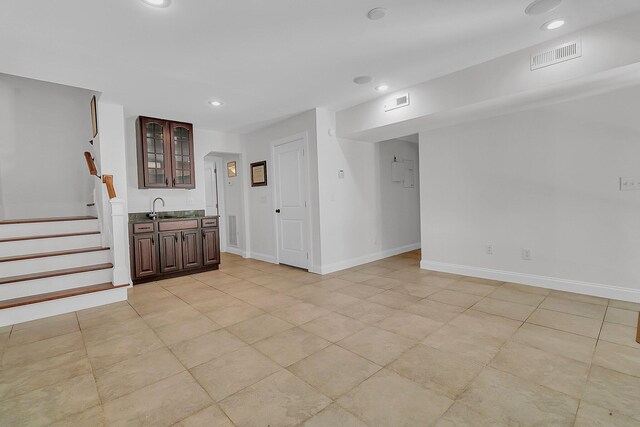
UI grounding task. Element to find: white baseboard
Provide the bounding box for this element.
[247,251,277,264]
[225,247,246,258]
[319,243,421,275]
[420,260,640,303]
[0,287,128,328]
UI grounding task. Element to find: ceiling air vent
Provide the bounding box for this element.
[530,40,582,70]
[385,93,410,112]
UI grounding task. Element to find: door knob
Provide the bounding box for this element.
[275,209,281,213]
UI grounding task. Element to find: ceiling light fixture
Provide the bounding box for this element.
[367,8,388,21]
[353,76,373,85]
[542,18,566,30]
[209,100,223,107]
[375,84,389,92]
[141,0,171,8]
[525,0,562,16]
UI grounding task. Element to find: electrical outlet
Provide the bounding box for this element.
[620,177,640,191]
[485,244,493,255]
[522,248,532,261]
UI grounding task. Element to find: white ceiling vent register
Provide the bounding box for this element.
[385,93,410,112]
[530,40,582,70]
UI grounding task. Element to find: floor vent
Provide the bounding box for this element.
[531,40,582,70]
[228,215,238,247]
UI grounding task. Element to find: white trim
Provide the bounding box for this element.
[319,243,421,275]
[0,287,128,328]
[224,247,246,258]
[248,251,278,264]
[270,132,314,271]
[420,260,640,303]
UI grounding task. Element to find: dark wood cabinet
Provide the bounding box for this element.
[133,234,157,278]
[203,228,220,266]
[159,232,182,273]
[137,116,195,189]
[182,230,202,269]
[130,216,219,284]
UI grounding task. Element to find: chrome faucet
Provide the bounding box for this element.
[148,197,165,220]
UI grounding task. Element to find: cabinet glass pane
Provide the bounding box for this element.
[145,122,165,185]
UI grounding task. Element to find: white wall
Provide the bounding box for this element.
[379,139,420,251]
[419,90,640,301]
[124,116,242,214]
[316,109,421,273]
[220,153,246,254]
[0,74,94,219]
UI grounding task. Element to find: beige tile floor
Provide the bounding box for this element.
[1,250,639,426]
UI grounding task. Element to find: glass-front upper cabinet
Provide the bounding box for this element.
[137,117,195,189]
[170,122,194,188]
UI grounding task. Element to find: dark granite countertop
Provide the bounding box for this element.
[129,210,216,223]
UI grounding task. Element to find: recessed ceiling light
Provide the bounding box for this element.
[353,76,373,85]
[209,100,223,107]
[375,84,389,92]
[141,0,171,8]
[367,8,388,20]
[542,18,566,30]
[525,0,562,16]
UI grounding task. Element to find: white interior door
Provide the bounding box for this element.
[273,137,308,269]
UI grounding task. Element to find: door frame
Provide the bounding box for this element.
[204,156,227,252]
[270,132,313,271]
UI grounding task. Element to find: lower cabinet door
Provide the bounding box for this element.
[133,234,157,278]
[182,230,203,269]
[202,228,220,266]
[159,232,182,273]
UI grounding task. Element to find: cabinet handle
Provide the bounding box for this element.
[173,178,176,186]
[151,236,155,246]
[165,178,169,186]
[174,234,178,242]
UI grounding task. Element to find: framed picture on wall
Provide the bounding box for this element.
[227,161,237,177]
[90,95,98,138]
[250,161,267,187]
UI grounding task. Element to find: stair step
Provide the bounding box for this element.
[0,231,100,243]
[0,267,113,300]
[0,216,97,225]
[0,218,99,240]
[0,284,128,327]
[0,247,109,263]
[0,233,103,258]
[0,263,113,285]
[0,282,128,310]
[0,248,111,276]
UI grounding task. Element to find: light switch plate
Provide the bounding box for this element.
[620,177,640,191]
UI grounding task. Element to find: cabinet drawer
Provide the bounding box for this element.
[133,223,154,233]
[158,219,198,232]
[201,218,218,228]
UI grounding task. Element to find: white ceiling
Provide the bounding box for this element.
[1,0,639,133]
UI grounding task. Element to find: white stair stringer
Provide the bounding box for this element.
[0,233,102,257]
[0,286,128,328]
[0,218,99,239]
[0,249,111,277]
[0,267,113,300]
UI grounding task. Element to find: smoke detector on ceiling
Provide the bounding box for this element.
[353,76,373,85]
[367,8,388,21]
[525,0,562,16]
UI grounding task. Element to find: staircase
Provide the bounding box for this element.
[0,216,128,327]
